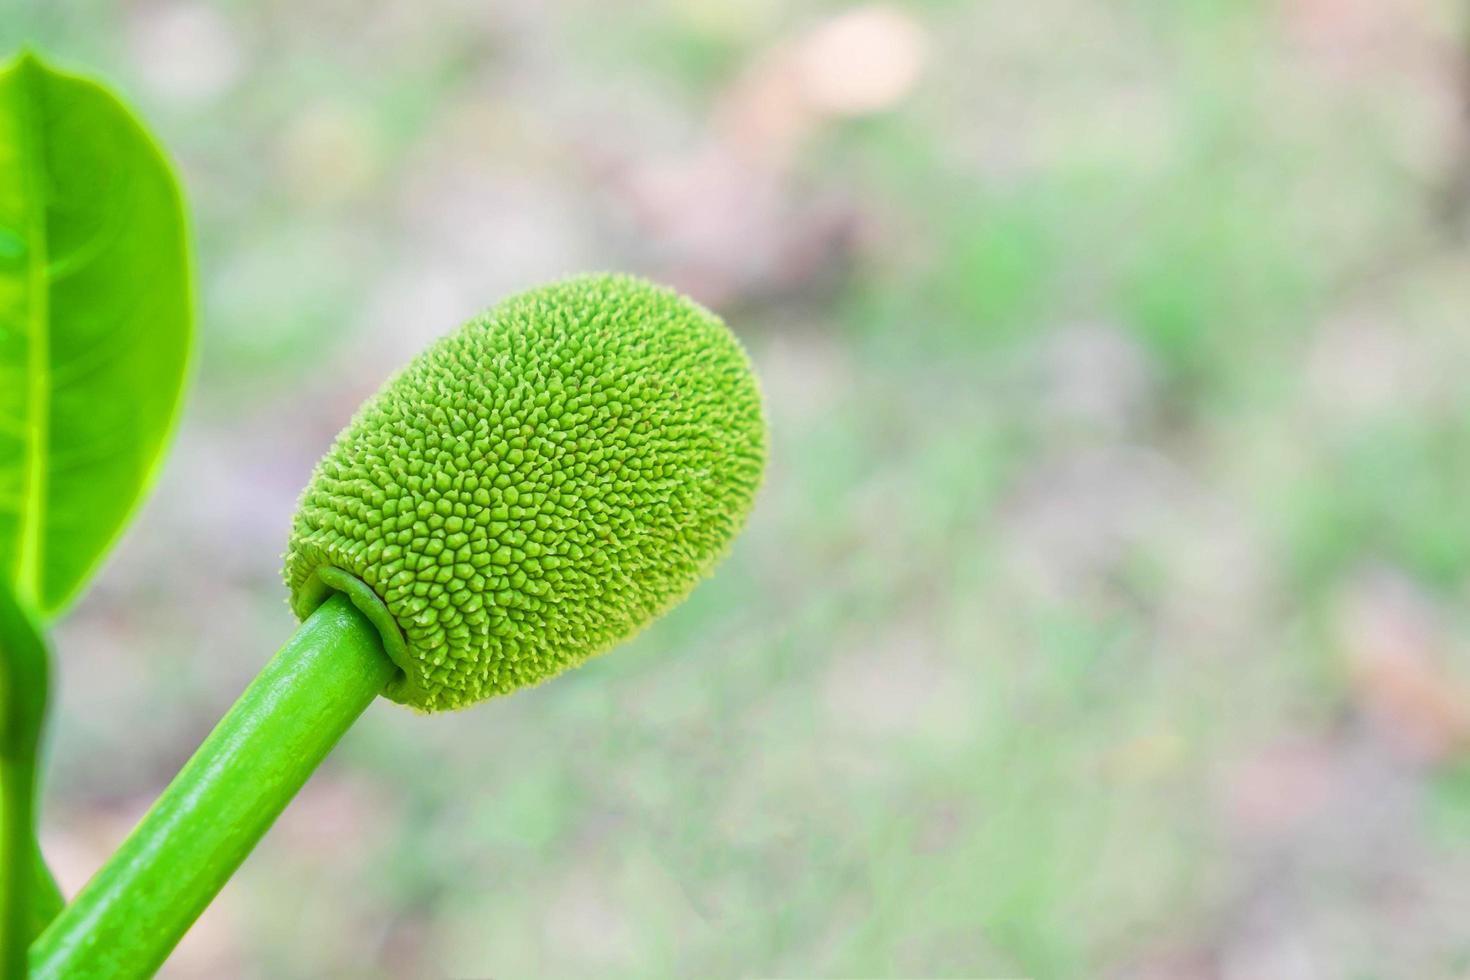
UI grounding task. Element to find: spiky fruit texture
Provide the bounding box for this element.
[284,275,766,711]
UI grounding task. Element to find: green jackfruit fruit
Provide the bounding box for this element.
[284,274,766,711]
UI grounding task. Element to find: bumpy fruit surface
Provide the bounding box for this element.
[285,274,766,711]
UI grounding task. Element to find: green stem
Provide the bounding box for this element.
[0,583,51,978]
[0,764,34,978]
[29,593,396,979]
[0,800,66,944]
[26,847,62,938]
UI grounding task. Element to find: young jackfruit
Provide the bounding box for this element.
[284,274,766,711]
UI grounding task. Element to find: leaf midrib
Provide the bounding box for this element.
[13,56,49,608]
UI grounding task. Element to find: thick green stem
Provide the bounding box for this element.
[0,582,52,978]
[26,846,63,937]
[29,593,396,979]
[0,764,35,978]
[0,795,66,944]
[0,784,60,971]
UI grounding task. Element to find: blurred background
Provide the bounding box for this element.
[7,0,1470,976]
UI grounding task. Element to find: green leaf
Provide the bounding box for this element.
[0,578,59,973]
[0,52,192,618]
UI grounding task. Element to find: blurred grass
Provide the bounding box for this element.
[8,0,1470,976]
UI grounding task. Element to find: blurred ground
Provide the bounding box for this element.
[8,0,1470,976]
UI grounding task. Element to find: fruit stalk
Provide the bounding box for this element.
[0,583,60,976]
[28,594,396,979]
